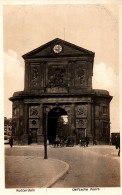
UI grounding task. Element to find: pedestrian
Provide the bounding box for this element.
[86,135,89,147]
[93,136,97,145]
[47,139,49,145]
[66,138,71,147]
[118,146,120,157]
[28,135,32,144]
[115,135,120,156]
[79,139,82,147]
[115,135,118,149]
[81,135,85,147]
[9,136,13,148]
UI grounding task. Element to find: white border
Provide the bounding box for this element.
[0,0,122,194]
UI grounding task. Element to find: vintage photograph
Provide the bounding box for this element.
[2,1,120,191]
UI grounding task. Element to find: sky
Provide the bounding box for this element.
[3,4,119,132]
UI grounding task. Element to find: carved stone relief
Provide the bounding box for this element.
[78,69,85,84]
[76,119,87,128]
[76,105,87,117]
[29,105,39,118]
[29,119,39,128]
[31,65,40,88]
[75,104,87,130]
[47,65,67,87]
[75,67,86,86]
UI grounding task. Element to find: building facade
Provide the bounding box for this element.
[9,38,112,145]
[4,117,12,137]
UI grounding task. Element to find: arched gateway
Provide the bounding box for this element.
[47,106,68,143]
[9,38,112,145]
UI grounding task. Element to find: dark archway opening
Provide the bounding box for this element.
[48,107,68,143]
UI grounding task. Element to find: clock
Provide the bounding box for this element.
[53,44,62,53]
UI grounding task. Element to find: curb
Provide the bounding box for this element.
[42,158,70,188]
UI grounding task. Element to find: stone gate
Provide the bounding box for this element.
[9,38,112,144]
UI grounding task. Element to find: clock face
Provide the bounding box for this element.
[53,44,62,53]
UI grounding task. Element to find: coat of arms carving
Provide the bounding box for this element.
[47,66,67,87]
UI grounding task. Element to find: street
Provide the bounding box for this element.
[5,144,120,188]
[50,145,120,187]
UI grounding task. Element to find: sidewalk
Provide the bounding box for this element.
[5,144,119,188]
[5,149,69,188]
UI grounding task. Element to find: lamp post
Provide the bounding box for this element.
[44,112,48,159]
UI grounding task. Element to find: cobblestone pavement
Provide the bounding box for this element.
[5,145,120,188]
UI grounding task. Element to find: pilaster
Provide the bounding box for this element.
[87,102,92,135]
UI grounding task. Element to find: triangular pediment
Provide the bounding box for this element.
[22,38,94,59]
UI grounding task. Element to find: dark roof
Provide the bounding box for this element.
[22,38,95,59]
